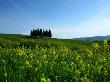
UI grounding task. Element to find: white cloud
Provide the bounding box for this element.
[52,17,110,39]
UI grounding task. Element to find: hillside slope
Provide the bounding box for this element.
[73,35,110,41]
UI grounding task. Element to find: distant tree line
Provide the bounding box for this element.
[30,29,52,38]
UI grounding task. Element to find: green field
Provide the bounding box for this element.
[0,34,110,82]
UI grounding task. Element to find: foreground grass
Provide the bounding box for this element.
[0,34,110,82]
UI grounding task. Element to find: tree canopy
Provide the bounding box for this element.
[30,29,52,38]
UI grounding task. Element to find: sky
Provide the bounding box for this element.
[0,0,110,39]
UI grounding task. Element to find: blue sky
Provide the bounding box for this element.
[0,0,110,38]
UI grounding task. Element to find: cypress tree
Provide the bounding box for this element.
[33,29,35,37]
[39,29,42,37]
[37,29,40,37]
[42,29,46,38]
[45,29,48,37]
[31,30,33,37]
[48,29,52,38]
[34,29,37,37]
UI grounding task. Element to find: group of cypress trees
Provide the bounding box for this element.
[30,29,52,38]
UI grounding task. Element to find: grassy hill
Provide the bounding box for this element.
[0,34,91,49]
[73,35,110,41]
[0,34,28,41]
[0,34,110,82]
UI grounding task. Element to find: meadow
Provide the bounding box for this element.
[0,34,110,82]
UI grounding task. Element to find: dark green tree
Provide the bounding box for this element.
[45,29,48,37]
[42,29,45,37]
[31,30,33,37]
[48,29,52,38]
[39,29,42,37]
[30,28,52,38]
